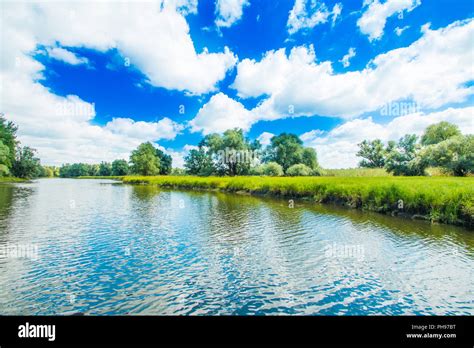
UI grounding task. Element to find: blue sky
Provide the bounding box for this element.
[1,0,473,168]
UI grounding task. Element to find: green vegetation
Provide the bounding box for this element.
[0,114,45,179]
[0,177,27,183]
[357,121,473,176]
[121,175,474,227]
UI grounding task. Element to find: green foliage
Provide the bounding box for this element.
[12,146,42,179]
[0,114,18,170]
[111,159,129,176]
[322,168,391,177]
[99,162,112,176]
[286,163,314,176]
[155,149,172,175]
[384,135,427,176]
[60,163,92,177]
[184,148,215,176]
[130,142,160,176]
[262,162,284,176]
[170,168,187,176]
[357,139,388,168]
[421,121,461,146]
[420,135,474,176]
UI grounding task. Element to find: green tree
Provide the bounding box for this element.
[156,149,172,175]
[0,140,11,176]
[12,146,42,179]
[0,114,18,171]
[200,128,256,176]
[421,121,461,146]
[420,135,473,176]
[99,162,112,176]
[184,148,214,176]
[111,159,129,176]
[266,133,319,173]
[356,139,388,168]
[262,162,284,176]
[130,142,160,175]
[385,135,426,176]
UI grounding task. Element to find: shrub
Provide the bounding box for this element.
[286,164,313,176]
[262,162,284,176]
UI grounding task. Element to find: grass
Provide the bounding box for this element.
[0,177,28,183]
[121,175,474,227]
[322,168,392,177]
[77,176,124,180]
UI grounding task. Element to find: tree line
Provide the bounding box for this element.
[356,121,473,176]
[59,143,172,177]
[184,128,320,176]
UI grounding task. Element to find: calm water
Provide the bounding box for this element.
[0,179,473,315]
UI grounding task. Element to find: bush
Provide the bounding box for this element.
[286,164,313,176]
[262,162,284,176]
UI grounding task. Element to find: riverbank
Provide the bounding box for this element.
[0,177,27,183]
[120,175,474,228]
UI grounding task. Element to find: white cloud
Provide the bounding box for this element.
[287,0,343,34]
[231,19,474,125]
[340,47,356,68]
[189,93,255,134]
[2,1,236,95]
[46,47,89,65]
[0,1,199,165]
[257,132,274,146]
[302,106,474,168]
[357,0,420,41]
[215,0,250,28]
[104,117,183,140]
[394,25,410,36]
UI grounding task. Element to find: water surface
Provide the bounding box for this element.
[0,179,473,315]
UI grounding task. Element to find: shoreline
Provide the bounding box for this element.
[116,175,474,228]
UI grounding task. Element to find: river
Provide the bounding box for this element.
[0,179,472,315]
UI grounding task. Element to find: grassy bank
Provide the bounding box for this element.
[0,177,28,183]
[77,176,124,180]
[121,175,474,227]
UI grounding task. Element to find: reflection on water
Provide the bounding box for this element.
[0,179,472,315]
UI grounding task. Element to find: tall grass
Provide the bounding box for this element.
[122,175,474,227]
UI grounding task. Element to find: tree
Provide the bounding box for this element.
[384,134,426,176]
[99,162,112,176]
[421,121,461,146]
[199,128,256,176]
[156,149,172,175]
[0,114,18,171]
[356,139,387,168]
[266,133,319,173]
[130,142,160,175]
[184,148,214,176]
[0,140,11,176]
[12,146,42,179]
[286,163,313,176]
[419,135,473,176]
[111,159,129,176]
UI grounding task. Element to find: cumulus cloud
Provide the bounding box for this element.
[340,47,356,68]
[0,1,200,165]
[215,0,250,28]
[2,1,236,95]
[301,107,474,168]
[189,93,255,134]
[357,0,420,41]
[257,132,275,146]
[287,0,343,34]
[46,47,89,66]
[231,19,473,125]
